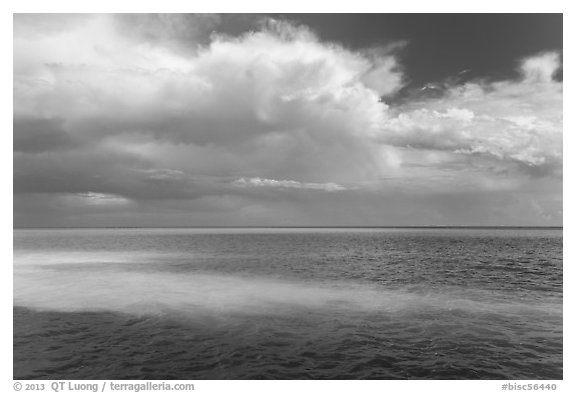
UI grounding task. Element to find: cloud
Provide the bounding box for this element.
[376,52,562,176]
[13,15,562,226]
[70,192,131,206]
[14,14,404,194]
[233,177,347,192]
[13,116,77,153]
[360,43,406,97]
[520,51,561,83]
[113,14,222,52]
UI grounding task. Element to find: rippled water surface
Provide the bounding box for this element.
[13,228,563,379]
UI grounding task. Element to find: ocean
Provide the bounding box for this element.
[13,228,562,379]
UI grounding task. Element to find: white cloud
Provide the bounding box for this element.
[360,44,406,97]
[72,192,131,206]
[14,14,404,188]
[520,51,561,83]
[376,52,562,175]
[13,15,563,226]
[234,177,347,192]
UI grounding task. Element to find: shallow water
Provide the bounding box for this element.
[13,228,562,379]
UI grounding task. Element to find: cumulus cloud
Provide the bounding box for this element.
[520,51,561,83]
[13,14,562,226]
[360,43,406,97]
[377,52,562,176]
[13,14,403,194]
[114,13,222,52]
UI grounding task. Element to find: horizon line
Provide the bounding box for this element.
[13,225,563,230]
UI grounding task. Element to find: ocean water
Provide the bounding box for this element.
[13,228,562,379]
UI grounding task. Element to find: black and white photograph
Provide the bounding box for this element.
[11,6,565,387]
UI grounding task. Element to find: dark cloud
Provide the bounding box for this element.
[14,117,77,153]
[13,14,563,227]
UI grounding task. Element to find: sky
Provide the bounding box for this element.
[13,13,563,227]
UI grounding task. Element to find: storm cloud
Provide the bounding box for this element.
[13,14,562,226]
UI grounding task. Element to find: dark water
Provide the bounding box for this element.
[13,228,563,379]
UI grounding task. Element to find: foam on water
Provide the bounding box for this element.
[13,250,174,266]
[14,250,561,318]
[13,229,563,379]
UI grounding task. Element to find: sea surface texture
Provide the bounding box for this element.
[13,228,562,379]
